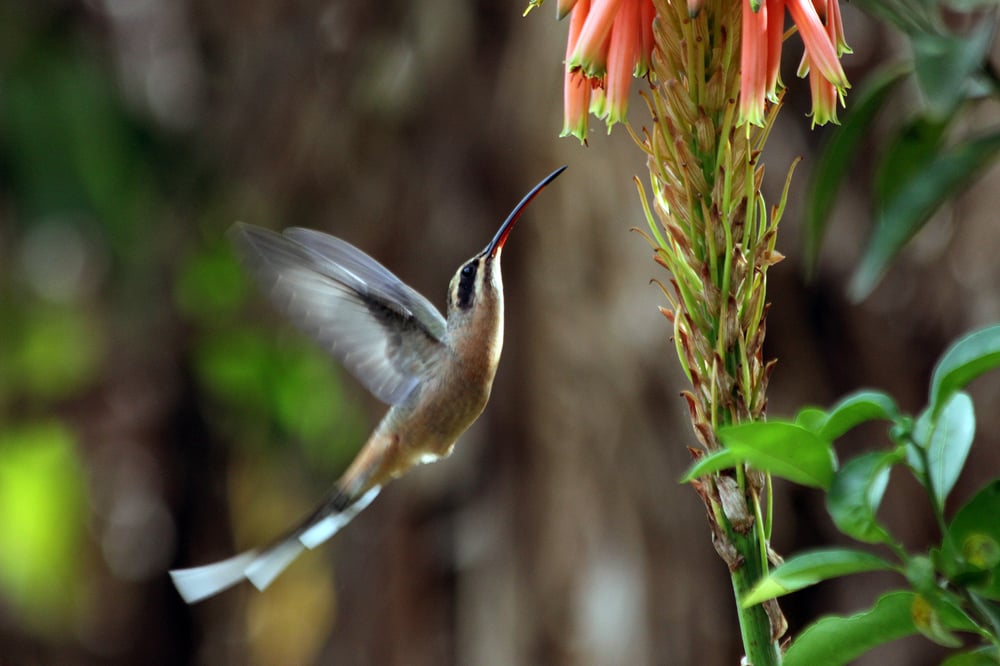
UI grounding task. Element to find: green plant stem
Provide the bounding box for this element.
[727,520,782,665]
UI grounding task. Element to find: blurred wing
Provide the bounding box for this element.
[230,223,448,405]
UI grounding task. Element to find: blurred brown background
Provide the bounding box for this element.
[2,1,1000,664]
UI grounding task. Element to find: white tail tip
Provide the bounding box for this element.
[170,550,260,604]
[169,540,306,604]
[298,486,380,549]
[244,538,305,591]
[170,485,382,604]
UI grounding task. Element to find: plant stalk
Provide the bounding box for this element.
[728,523,782,665]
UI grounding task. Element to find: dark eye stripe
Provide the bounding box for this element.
[456,261,477,309]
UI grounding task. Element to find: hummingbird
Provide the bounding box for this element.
[170,166,566,604]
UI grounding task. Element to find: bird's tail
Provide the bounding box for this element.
[169,485,381,604]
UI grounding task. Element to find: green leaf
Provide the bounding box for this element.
[679,448,740,483]
[912,392,975,511]
[944,0,1000,10]
[930,588,984,635]
[927,392,975,509]
[940,646,1000,666]
[717,421,837,489]
[930,324,1000,418]
[784,591,918,666]
[817,390,900,441]
[852,130,1000,299]
[911,585,982,648]
[849,0,938,35]
[968,593,1000,641]
[961,535,1000,572]
[794,407,827,433]
[743,549,894,606]
[804,64,909,274]
[945,480,1000,600]
[904,554,939,596]
[873,117,948,208]
[911,21,994,118]
[827,451,900,545]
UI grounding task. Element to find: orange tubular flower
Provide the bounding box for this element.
[798,0,851,124]
[555,0,850,140]
[636,0,654,77]
[569,0,624,76]
[562,0,594,142]
[825,0,850,56]
[559,0,655,143]
[786,0,847,88]
[738,0,850,126]
[557,0,578,18]
[739,0,770,127]
[605,0,642,128]
[764,0,785,97]
[806,63,840,126]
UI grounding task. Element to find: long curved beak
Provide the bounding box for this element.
[484,165,567,259]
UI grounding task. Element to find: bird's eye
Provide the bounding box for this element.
[455,262,478,310]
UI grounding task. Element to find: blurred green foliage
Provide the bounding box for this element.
[0,422,86,637]
[0,6,127,643]
[3,40,155,259]
[176,240,369,473]
[174,241,249,323]
[0,2,369,652]
[0,300,104,402]
[193,325,367,474]
[805,1,1000,299]
[173,204,372,470]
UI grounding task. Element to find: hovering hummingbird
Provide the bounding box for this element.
[170,166,566,603]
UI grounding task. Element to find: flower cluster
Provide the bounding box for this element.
[552,0,850,142]
[526,0,853,659]
[560,0,655,143]
[740,0,850,127]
